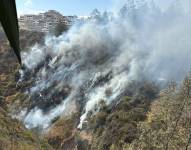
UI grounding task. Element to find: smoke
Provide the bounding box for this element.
[17,0,191,130]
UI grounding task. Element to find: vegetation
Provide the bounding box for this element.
[0,106,52,150]
[19,30,45,50]
[0,31,52,149]
[1,25,191,150]
[45,113,79,149]
[84,76,191,150]
[87,81,159,150]
[128,76,191,150]
[54,23,69,37]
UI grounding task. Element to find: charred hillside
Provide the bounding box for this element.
[0,30,52,149]
[1,1,191,150]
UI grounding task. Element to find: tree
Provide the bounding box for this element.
[129,75,191,150]
[54,23,69,37]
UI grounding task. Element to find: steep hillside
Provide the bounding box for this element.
[0,31,52,150]
[1,10,191,149]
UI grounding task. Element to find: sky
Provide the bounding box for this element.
[16,0,190,17]
[16,0,114,16]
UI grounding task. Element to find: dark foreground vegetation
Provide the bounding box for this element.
[87,77,191,150]
[0,29,191,150]
[0,30,51,149]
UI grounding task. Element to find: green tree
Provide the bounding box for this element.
[54,23,69,37]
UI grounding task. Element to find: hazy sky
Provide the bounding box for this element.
[16,0,190,16]
[16,0,113,16]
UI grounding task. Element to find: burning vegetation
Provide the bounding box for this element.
[0,0,191,150]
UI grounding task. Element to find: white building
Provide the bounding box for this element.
[18,10,76,33]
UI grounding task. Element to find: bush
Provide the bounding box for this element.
[54,23,69,37]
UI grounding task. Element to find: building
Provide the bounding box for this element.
[18,10,77,33]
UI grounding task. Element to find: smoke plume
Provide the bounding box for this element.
[16,0,191,130]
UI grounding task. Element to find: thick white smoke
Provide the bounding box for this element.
[17,0,191,130]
